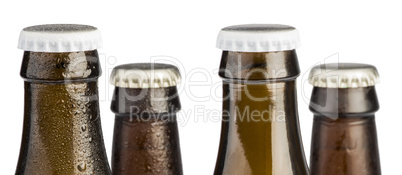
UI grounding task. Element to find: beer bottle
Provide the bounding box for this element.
[308,63,381,175]
[16,24,111,174]
[110,63,183,175]
[214,24,310,175]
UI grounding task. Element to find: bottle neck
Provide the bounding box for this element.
[219,81,308,174]
[309,86,381,174]
[110,87,183,174]
[16,51,110,174]
[215,50,308,175]
[310,116,381,174]
[309,86,379,118]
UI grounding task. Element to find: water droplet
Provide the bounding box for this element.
[77,162,86,172]
[81,125,87,131]
[89,137,92,143]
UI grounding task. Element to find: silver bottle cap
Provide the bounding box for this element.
[18,24,102,52]
[309,63,380,88]
[216,24,301,52]
[110,63,181,88]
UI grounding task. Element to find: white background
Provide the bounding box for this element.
[1,0,401,174]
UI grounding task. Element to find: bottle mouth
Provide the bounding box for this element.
[218,50,300,82]
[310,111,378,119]
[309,87,379,118]
[20,50,101,82]
[220,74,299,84]
[111,86,181,115]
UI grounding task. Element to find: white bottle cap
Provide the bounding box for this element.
[309,63,380,88]
[18,24,102,52]
[110,63,181,88]
[216,24,301,52]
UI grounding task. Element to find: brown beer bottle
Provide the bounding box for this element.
[308,63,381,175]
[110,63,183,175]
[214,24,310,175]
[16,24,111,174]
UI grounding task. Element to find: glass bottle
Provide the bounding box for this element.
[308,63,381,175]
[109,63,183,175]
[214,24,310,175]
[16,24,111,174]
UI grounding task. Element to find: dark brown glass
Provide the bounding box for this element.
[16,51,111,174]
[214,51,309,175]
[111,86,183,175]
[309,87,381,175]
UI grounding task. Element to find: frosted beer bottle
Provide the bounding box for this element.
[109,63,183,175]
[214,24,310,175]
[16,24,111,174]
[308,63,381,175]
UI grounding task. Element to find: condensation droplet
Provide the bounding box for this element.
[77,162,86,172]
[81,125,87,131]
